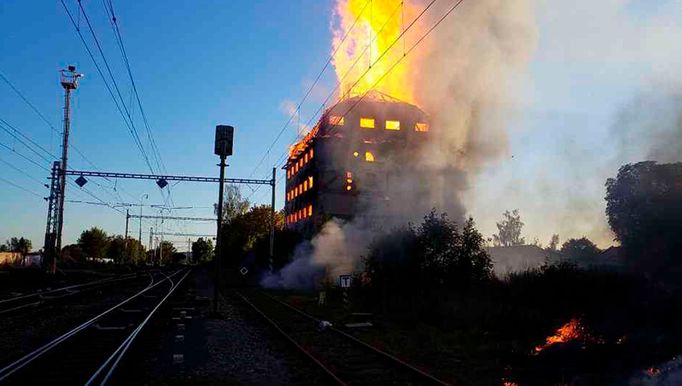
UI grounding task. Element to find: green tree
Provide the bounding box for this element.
[191,238,214,262]
[127,238,146,264]
[492,209,525,247]
[155,241,176,265]
[106,235,143,264]
[9,237,32,255]
[561,237,601,264]
[78,227,109,260]
[220,205,284,266]
[606,161,682,275]
[215,184,250,223]
[0,244,8,252]
[366,211,492,294]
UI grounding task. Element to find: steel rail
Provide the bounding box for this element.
[0,273,143,316]
[0,270,181,382]
[233,291,347,386]
[258,291,450,386]
[86,268,191,385]
[0,273,136,305]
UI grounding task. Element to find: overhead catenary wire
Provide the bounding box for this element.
[82,0,175,208]
[0,176,44,199]
[60,0,155,176]
[61,0,174,210]
[263,0,406,174]
[0,70,102,172]
[0,69,140,205]
[245,0,373,181]
[281,0,462,167]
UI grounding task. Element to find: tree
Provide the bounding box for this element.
[493,210,525,247]
[0,244,8,252]
[560,237,601,264]
[155,241,176,265]
[606,161,682,274]
[8,237,32,255]
[548,234,560,251]
[78,227,109,260]
[126,238,146,264]
[220,205,284,266]
[366,211,492,294]
[191,238,214,262]
[215,184,250,223]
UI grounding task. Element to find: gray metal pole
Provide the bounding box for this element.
[54,86,71,274]
[125,210,130,239]
[269,167,276,272]
[213,155,226,314]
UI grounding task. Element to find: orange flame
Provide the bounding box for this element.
[332,0,423,102]
[534,318,584,353]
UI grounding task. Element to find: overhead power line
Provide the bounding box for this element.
[245,0,373,181]
[0,176,44,199]
[60,0,155,176]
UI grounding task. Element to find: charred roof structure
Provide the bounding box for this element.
[284,91,431,237]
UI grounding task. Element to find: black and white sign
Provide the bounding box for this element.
[339,274,352,288]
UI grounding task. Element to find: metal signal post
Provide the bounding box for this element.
[213,125,234,314]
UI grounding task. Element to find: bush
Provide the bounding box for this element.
[363,210,493,316]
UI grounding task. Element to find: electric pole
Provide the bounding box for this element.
[45,65,82,274]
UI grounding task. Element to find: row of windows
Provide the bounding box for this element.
[286,148,314,180]
[353,151,375,162]
[329,115,429,132]
[287,204,313,224]
[286,176,314,201]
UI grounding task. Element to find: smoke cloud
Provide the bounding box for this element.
[264,0,539,287]
[462,0,682,250]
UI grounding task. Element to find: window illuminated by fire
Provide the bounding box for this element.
[415,122,429,132]
[385,120,400,130]
[360,118,375,128]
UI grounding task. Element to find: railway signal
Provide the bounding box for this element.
[213,125,234,315]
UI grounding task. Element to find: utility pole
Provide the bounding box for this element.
[125,209,130,260]
[125,210,130,239]
[269,167,276,272]
[138,194,148,248]
[149,227,153,264]
[46,65,82,274]
[213,125,233,315]
[43,161,60,273]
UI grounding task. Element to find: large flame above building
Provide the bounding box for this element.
[332,0,423,103]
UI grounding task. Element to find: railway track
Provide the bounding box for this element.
[235,289,450,386]
[0,271,145,315]
[0,268,191,385]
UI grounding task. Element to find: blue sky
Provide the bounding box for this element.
[1,0,681,250]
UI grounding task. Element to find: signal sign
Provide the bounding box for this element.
[214,125,234,156]
[339,274,352,288]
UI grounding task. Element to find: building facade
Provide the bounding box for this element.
[284,92,430,237]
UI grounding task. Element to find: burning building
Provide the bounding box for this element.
[284,91,431,236]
